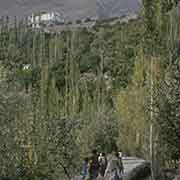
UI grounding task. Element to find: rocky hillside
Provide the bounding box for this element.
[97,0,139,18]
[0,0,139,20]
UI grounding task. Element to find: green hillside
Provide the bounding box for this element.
[0,1,180,179]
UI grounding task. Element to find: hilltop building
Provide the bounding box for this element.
[28,11,65,28]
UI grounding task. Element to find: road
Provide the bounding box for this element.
[122,157,150,180]
[73,157,150,180]
[123,157,146,173]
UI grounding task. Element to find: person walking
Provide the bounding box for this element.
[98,152,108,177]
[118,150,124,175]
[88,149,100,180]
[81,157,89,180]
[104,147,123,180]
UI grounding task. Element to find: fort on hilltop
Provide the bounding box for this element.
[28,11,65,28]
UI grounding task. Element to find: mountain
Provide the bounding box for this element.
[97,0,140,18]
[0,0,139,20]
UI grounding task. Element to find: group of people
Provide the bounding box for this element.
[81,149,124,180]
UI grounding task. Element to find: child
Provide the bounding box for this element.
[81,157,89,180]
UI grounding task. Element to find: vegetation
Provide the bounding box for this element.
[0,1,180,180]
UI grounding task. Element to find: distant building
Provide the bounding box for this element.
[28,11,65,28]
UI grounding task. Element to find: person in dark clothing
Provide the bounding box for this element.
[98,152,108,177]
[116,152,124,175]
[88,149,100,180]
[118,151,124,174]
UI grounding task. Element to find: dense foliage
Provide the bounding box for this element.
[0,1,180,180]
[0,16,140,180]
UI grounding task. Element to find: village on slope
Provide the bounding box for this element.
[27,10,138,33]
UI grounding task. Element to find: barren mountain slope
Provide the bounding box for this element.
[0,0,139,20]
[97,0,139,18]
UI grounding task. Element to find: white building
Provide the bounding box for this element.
[28,11,65,28]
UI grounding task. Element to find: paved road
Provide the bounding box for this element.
[73,157,150,180]
[122,157,149,180]
[123,157,146,173]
